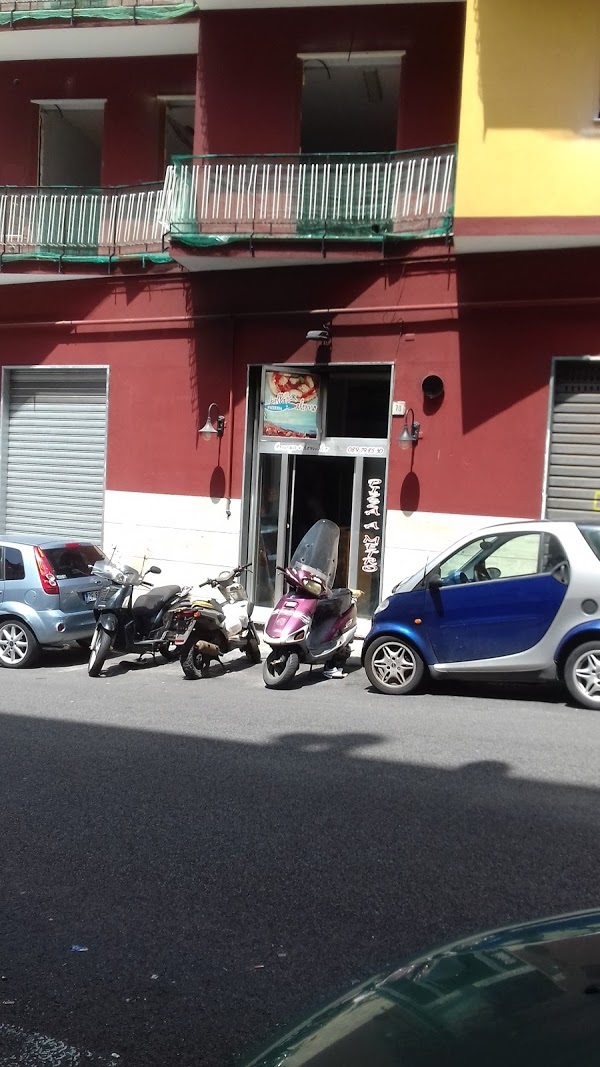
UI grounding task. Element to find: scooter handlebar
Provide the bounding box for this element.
[199,562,252,588]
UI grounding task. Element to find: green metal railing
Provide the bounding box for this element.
[166,147,457,244]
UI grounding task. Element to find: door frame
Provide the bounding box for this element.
[240,361,394,609]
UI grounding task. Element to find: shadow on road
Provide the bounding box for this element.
[0,715,598,1066]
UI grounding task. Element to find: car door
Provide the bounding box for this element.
[421,532,569,663]
[0,547,4,604]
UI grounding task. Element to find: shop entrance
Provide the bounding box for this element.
[245,365,391,618]
[290,455,354,587]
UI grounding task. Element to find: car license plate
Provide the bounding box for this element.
[84,591,98,603]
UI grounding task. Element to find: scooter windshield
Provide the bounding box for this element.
[92,560,141,586]
[289,519,339,591]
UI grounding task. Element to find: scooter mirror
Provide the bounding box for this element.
[148,565,162,574]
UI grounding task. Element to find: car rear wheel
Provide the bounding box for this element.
[564,641,600,709]
[364,635,425,695]
[0,619,40,669]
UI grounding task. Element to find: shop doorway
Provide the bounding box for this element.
[291,455,354,586]
[246,365,391,618]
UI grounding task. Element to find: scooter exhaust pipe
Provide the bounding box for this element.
[194,639,221,659]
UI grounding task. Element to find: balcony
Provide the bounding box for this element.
[0,0,195,13]
[0,146,456,275]
[0,0,198,55]
[0,182,171,262]
[166,147,456,249]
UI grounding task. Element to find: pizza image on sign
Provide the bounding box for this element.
[262,371,320,439]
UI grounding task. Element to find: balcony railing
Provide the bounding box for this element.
[0,182,171,259]
[0,0,190,10]
[0,146,456,263]
[166,147,456,244]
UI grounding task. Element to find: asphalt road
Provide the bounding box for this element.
[0,644,599,1066]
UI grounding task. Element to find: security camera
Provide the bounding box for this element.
[306,327,331,343]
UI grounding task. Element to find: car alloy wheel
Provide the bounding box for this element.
[565,641,600,709]
[365,636,425,695]
[0,620,40,668]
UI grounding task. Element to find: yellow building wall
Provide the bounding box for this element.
[455,0,600,218]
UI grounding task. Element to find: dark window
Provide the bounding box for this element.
[44,544,104,580]
[325,369,390,438]
[578,525,600,561]
[3,547,25,581]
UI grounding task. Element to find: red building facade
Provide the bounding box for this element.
[0,0,598,624]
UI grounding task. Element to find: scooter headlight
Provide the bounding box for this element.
[373,597,390,616]
[302,577,323,595]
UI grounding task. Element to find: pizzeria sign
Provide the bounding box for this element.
[261,368,321,442]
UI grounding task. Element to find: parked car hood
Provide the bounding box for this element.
[244,910,600,1067]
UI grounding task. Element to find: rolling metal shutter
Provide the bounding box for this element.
[1,367,108,541]
[545,360,600,520]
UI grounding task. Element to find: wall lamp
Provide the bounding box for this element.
[199,402,225,441]
[398,407,420,450]
[306,325,331,343]
[306,324,332,364]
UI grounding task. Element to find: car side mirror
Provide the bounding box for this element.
[426,574,443,591]
[148,565,162,575]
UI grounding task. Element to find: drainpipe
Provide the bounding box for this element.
[226,317,236,520]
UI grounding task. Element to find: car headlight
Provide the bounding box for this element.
[373,598,389,615]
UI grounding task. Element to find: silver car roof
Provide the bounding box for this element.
[0,533,97,548]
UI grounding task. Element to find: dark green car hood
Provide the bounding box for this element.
[244,910,600,1067]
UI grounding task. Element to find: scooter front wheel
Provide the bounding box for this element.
[245,623,262,664]
[88,627,112,677]
[263,650,299,689]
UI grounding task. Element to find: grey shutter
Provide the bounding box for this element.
[1,367,108,541]
[545,361,600,520]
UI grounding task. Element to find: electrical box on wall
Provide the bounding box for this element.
[392,401,406,417]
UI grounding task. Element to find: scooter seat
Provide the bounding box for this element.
[133,585,181,616]
[315,588,353,622]
[330,587,354,613]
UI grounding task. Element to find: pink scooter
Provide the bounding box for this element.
[262,519,357,688]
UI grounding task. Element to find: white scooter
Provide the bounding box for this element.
[166,563,261,678]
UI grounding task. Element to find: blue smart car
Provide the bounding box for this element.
[363,520,600,709]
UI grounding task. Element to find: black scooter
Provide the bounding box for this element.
[87,559,189,677]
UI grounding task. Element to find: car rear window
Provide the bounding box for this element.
[44,544,105,579]
[577,525,600,560]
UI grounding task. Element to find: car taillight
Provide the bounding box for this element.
[34,546,59,595]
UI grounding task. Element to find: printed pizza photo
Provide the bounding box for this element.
[267,371,318,404]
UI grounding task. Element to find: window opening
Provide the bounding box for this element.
[162,97,195,163]
[299,51,403,154]
[36,100,105,187]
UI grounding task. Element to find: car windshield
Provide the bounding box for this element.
[44,544,104,579]
[577,525,600,560]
